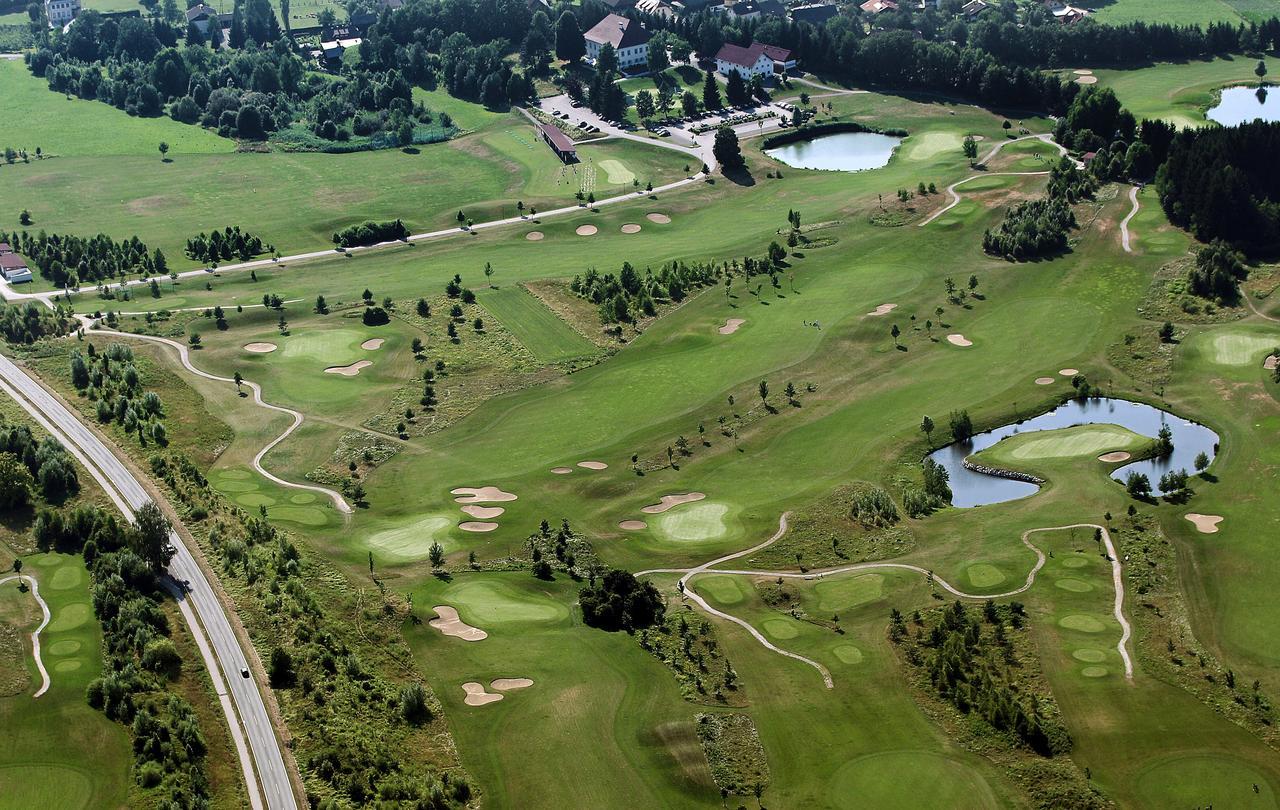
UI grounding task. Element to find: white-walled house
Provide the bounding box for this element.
[714,42,794,79]
[584,14,650,70]
[43,0,79,27]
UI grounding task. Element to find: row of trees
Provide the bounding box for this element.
[332,218,409,247]
[184,226,273,264]
[570,260,721,325]
[0,229,161,287]
[0,420,80,505]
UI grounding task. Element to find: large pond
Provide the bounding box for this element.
[1206,86,1280,126]
[764,132,903,172]
[928,398,1219,508]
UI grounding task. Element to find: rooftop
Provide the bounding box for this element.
[539,122,577,153]
[583,13,650,49]
[715,41,791,68]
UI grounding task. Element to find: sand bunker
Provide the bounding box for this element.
[576,224,598,236]
[459,521,499,533]
[867,304,897,316]
[1059,368,1079,376]
[1035,377,1055,385]
[718,318,746,335]
[525,231,544,241]
[946,334,972,347]
[1076,75,1098,85]
[361,338,384,350]
[452,487,518,503]
[619,520,647,531]
[491,678,533,691]
[1265,355,1278,371]
[324,360,372,376]
[641,492,707,514]
[430,606,487,641]
[244,342,277,353]
[461,505,504,519]
[577,461,608,470]
[646,212,672,224]
[1098,451,1131,463]
[462,682,504,706]
[550,467,573,474]
[621,224,642,234]
[1185,513,1224,534]
[1073,69,1093,75]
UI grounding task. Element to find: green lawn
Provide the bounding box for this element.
[476,285,597,363]
[1089,0,1245,26]
[1089,56,1280,129]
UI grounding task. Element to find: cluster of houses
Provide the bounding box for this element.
[594,0,844,24]
[858,0,1089,22]
[585,13,795,81]
[0,244,32,285]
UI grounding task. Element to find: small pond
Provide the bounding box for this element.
[1206,86,1280,126]
[764,132,903,172]
[928,398,1219,508]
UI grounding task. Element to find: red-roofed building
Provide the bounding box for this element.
[714,41,794,79]
[0,253,32,284]
[539,122,578,163]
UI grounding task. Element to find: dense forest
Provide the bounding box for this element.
[982,158,1093,260]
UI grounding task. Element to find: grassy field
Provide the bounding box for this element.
[1089,0,1246,26]
[1088,56,1280,129]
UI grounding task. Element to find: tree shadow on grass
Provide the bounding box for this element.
[721,166,756,187]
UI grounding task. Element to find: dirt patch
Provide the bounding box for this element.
[459,521,499,532]
[430,606,487,641]
[1059,368,1079,376]
[621,224,642,234]
[619,520,647,531]
[867,304,897,316]
[1098,451,1131,463]
[946,334,972,347]
[641,492,707,514]
[462,682,503,706]
[452,486,518,503]
[1076,75,1098,85]
[1185,513,1223,534]
[718,318,746,335]
[525,231,545,241]
[577,461,608,470]
[324,360,372,376]
[550,467,573,474]
[491,678,533,691]
[1035,376,1055,385]
[361,338,385,350]
[461,505,504,519]
[647,212,672,224]
[244,342,277,353]
[576,224,598,236]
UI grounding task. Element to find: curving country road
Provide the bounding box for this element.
[1120,185,1140,253]
[89,323,352,514]
[0,573,51,698]
[0,351,295,810]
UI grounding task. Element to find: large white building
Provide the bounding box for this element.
[714,41,794,80]
[583,14,650,70]
[44,0,79,27]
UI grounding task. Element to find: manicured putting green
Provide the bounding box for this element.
[597,159,635,185]
[965,564,1006,588]
[761,617,800,640]
[829,751,999,809]
[696,575,748,606]
[831,644,864,665]
[1208,331,1277,366]
[907,132,961,160]
[1136,754,1277,810]
[1080,666,1108,678]
[0,764,95,810]
[364,515,454,562]
[47,639,82,656]
[961,174,1018,192]
[211,469,329,527]
[280,328,372,364]
[1072,648,1106,663]
[48,565,83,590]
[997,424,1148,460]
[655,503,729,542]
[437,579,568,625]
[1059,614,1107,633]
[53,660,82,673]
[46,603,91,633]
[814,573,884,612]
[1055,578,1093,593]
[1060,556,1089,569]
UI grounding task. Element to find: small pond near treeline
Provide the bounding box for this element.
[928,398,1220,508]
[763,132,903,172]
[1206,86,1280,126]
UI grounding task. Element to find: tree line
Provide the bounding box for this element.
[0,228,161,287]
[185,226,273,264]
[571,260,721,325]
[0,301,74,345]
[0,418,80,506]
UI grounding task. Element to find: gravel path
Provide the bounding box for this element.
[1120,185,1140,253]
[0,573,51,698]
[919,134,1074,227]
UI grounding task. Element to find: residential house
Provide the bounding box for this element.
[715,41,794,80]
[583,13,650,70]
[0,254,33,284]
[859,0,897,13]
[185,3,218,33]
[634,0,676,18]
[1044,0,1089,23]
[539,123,578,163]
[960,0,988,17]
[43,0,79,26]
[720,0,785,19]
[790,3,838,25]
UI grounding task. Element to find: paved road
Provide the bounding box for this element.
[0,573,51,697]
[0,352,295,810]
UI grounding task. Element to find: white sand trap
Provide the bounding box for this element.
[641,492,707,514]
[462,683,503,706]
[526,231,544,241]
[646,212,672,224]
[1073,69,1093,75]
[718,318,746,335]
[550,467,573,474]
[1185,513,1223,534]
[452,486,518,503]
[430,606,487,641]
[1059,368,1079,376]
[324,360,372,376]
[619,520,647,531]
[1265,355,1278,371]
[947,334,972,347]
[361,338,384,350]
[576,224,598,236]
[1076,75,1098,85]
[459,521,499,532]
[621,223,642,234]
[967,134,986,142]
[1035,377,1055,385]
[577,461,608,470]
[461,505,504,519]
[1098,451,1131,463]
[867,304,897,316]
[244,342,277,353]
[491,678,533,691]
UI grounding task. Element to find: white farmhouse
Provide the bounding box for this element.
[43,0,79,27]
[714,42,794,80]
